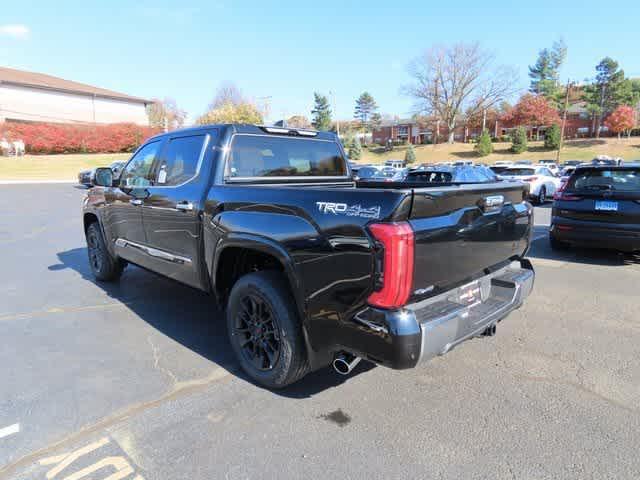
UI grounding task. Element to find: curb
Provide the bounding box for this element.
[0,180,76,185]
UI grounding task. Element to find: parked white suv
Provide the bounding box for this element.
[384,159,406,169]
[499,165,561,204]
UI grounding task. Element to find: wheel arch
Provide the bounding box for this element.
[212,233,305,320]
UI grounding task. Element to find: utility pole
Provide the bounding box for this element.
[256,96,272,123]
[556,80,572,163]
[329,90,339,136]
[482,108,487,131]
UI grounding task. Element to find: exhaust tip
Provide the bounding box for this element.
[332,353,361,375]
[483,324,497,337]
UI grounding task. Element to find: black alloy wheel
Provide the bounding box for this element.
[234,293,281,371]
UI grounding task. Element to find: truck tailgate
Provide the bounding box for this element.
[408,182,532,296]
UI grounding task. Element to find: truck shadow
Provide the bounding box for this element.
[50,247,374,398]
[528,226,640,266]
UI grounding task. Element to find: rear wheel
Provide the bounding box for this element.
[537,186,547,205]
[227,271,309,388]
[86,222,125,281]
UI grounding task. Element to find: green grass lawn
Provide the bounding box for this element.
[359,138,640,165]
[0,153,131,181]
[1,137,639,181]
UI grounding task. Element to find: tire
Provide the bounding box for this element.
[549,234,570,251]
[537,186,547,205]
[85,222,125,281]
[227,271,309,388]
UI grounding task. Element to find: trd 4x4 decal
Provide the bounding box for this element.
[316,202,381,219]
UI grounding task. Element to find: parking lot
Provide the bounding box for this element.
[1,183,639,479]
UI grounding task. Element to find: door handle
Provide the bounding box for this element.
[129,199,143,206]
[175,202,194,212]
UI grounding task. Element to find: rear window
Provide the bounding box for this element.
[568,169,640,192]
[357,166,379,178]
[505,168,535,176]
[228,135,347,178]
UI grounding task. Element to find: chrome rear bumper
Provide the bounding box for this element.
[409,260,534,362]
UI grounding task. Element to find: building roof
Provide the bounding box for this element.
[0,66,152,104]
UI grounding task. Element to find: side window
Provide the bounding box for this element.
[120,141,161,188]
[154,134,206,186]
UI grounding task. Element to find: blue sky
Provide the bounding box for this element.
[1,0,639,123]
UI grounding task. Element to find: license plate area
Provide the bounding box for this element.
[595,200,618,211]
[455,280,483,307]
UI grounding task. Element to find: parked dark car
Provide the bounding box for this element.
[78,160,127,187]
[84,124,535,388]
[404,166,498,185]
[352,165,380,181]
[550,164,640,252]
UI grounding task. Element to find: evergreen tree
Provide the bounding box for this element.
[582,57,628,137]
[371,112,383,131]
[348,136,362,161]
[405,144,416,164]
[511,127,528,153]
[544,124,561,150]
[474,129,493,157]
[354,92,378,131]
[311,93,332,131]
[528,39,567,105]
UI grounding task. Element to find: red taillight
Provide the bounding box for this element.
[553,182,581,201]
[523,176,538,182]
[367,222,414,309]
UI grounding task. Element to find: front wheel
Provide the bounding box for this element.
[86,222,125,281]
[227,271,309,388]
[537,186,547,205]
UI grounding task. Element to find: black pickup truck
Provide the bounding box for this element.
[84,124,535,388]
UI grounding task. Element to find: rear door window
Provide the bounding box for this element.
[227,135,347,178]
[154,134,206,186]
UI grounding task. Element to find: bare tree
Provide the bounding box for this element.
[405,43,518,143]
[211,82,245,108]
[146,98,187,131]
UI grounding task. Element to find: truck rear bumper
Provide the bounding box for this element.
[414,260,534,362]
[349,259,534,369]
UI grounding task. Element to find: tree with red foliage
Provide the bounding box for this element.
[604,105,636,139]
[501,94,561,129]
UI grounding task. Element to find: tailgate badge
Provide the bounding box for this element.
[480,195,504,213]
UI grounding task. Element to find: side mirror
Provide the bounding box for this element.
[93,167,113,187]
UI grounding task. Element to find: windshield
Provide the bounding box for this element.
[567,168,640,192]
[504,168,535,176]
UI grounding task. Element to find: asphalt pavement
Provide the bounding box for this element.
[0,184,639,479]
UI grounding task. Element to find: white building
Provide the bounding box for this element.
[0,66,151,125]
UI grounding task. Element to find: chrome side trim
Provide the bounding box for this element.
[114,238,192,265]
